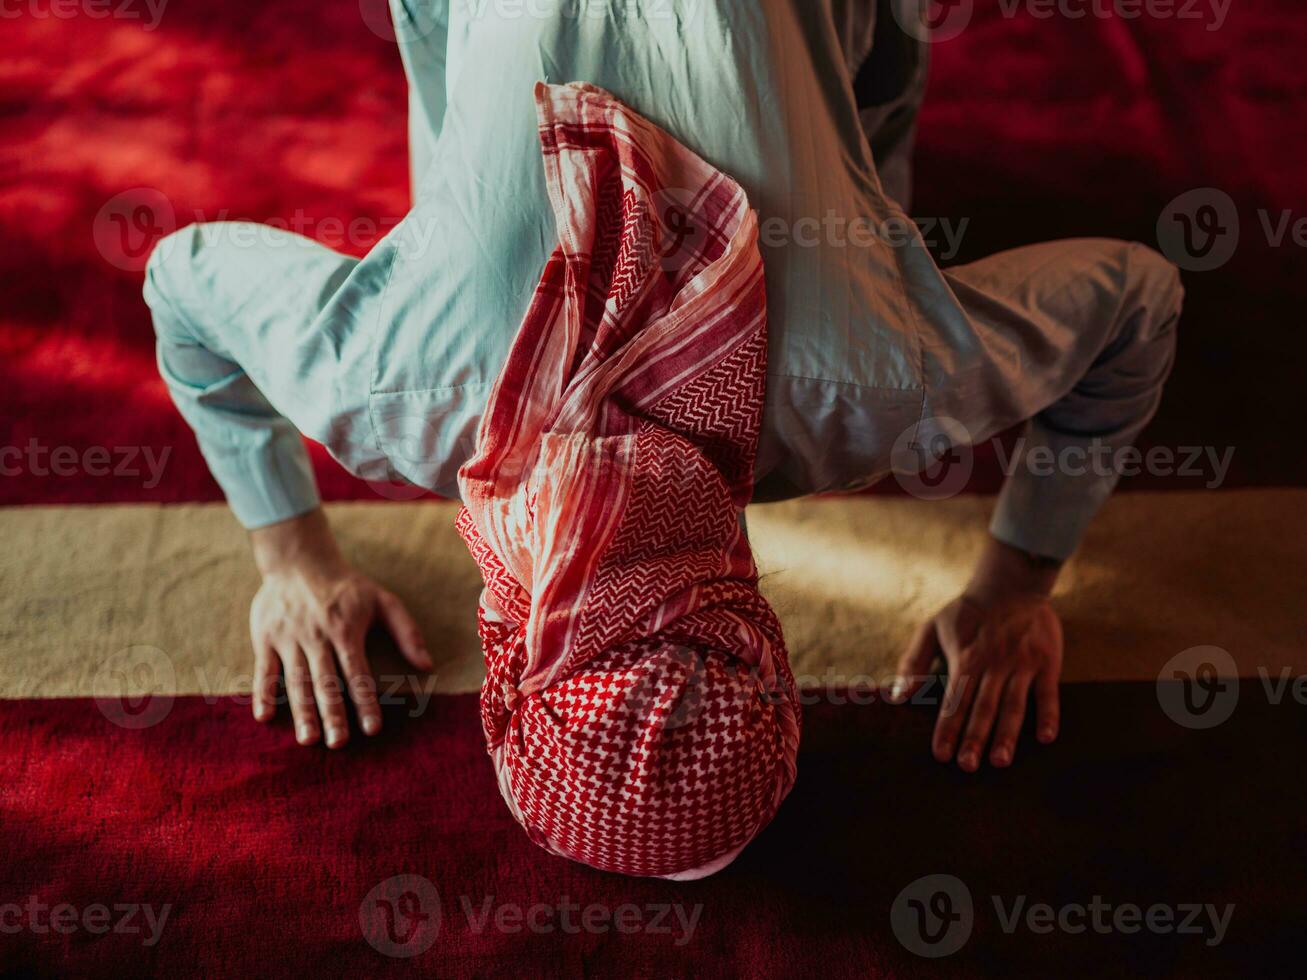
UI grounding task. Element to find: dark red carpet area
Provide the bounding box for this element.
[2,685,1304,977]
[2,0,1306,507]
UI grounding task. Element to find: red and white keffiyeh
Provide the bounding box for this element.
[456,82,800,880]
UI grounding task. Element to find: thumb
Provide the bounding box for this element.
[376,588,433,671]
[889,619,942,704]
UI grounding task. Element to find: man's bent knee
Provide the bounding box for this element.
[143,224,206,344]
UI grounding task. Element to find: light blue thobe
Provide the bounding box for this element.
[143,0,1182,560]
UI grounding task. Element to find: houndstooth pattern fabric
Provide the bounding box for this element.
[456,82,800,879]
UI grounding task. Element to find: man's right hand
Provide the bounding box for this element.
[248,509,432,748]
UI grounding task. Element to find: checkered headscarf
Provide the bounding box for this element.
[456,82,800,879]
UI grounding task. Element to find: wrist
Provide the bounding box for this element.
[250,508,347,581]
[964,535,1061,605]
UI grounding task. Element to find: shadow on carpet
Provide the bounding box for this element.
[1,681,1302,977]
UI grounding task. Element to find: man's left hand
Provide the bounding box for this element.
[889,538,1064,771]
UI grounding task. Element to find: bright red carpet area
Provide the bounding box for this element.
[2,687,1304,977]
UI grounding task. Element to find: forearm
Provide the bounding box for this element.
[987,424,1122,562]
[250,507,346,580]
[965,535,1062,604]
[159,343,323,530]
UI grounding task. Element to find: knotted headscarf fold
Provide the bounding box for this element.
[456,82,800,879]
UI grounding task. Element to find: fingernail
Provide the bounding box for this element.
[326,727,345,747]
[889,680,905,703]
[992,747,1011,767]
[1039,726,1055,743]
[361,716,380,736]
[298,724,316,744]
[959,750,977,771]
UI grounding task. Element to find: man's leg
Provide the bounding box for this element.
[144,222,382,526]
[924,238,1184,559]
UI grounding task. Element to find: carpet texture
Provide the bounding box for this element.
[2,686,1303,977]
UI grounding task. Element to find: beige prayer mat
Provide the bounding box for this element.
[1,490,1302,699]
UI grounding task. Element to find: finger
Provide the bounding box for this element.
[334,627,382,737]
[989,671,1033,768]
[251,637,281,723]
[956,667,1011,772]
[1035,666,1061,744]
[305,641,350,749]
[282,646,320,746]
[931,652,978,764]
[890,620,941,704]
[377,589,432,671]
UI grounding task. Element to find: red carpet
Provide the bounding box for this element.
[2,0,1305,507]
[1,685,1303,977]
